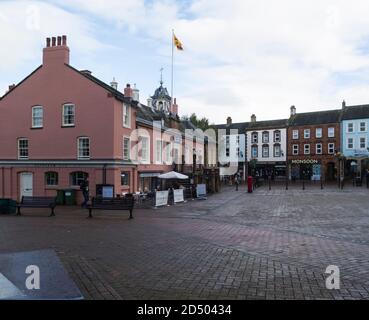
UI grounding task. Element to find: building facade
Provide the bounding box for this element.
[0,36,218,202]
[287,106,341,181]
[341,103,369,179]
[246,115,288,179]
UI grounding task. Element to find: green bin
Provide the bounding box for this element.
[64,189,77,206]
[0,199,16,214]
[56,190,66,205]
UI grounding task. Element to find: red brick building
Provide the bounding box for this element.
[287,106,341,181]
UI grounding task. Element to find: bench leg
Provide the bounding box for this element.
[129,209,133,220]
[16,207,21,216]
[49,207,55,217]
[88,208,93,218]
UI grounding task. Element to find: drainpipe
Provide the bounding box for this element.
[102,164,107,185]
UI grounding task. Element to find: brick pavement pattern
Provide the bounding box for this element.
[1,183,369,300]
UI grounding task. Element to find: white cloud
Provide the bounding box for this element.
[2,0,369,124]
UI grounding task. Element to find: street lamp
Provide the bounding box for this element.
[334,150,344,189]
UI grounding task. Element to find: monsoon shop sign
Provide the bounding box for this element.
[291,159,319,164]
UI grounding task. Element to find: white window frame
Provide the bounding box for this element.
[155,140,163,164]
[304,129,310,139]
[292,130,299,139]
[18,138,29,160]
[251,145,258,158]
[78,137,90,160]
[360,137,366,149]
[140,136,150,163]
[62,104,75,127]
[32,106,43,128]
[292,144,299,155]
[315,128,322,138]
[262,145,269,158]
[347,138,354,149]
[316,143,322,155]
[304,144,310,155]
[347,123,354,133]
[262,131,269,143]
[328,127,335,138]
[328,143,335,154]
[360,122,366,132]
[123,104,131,128]
[251,132,258,144]
[273,144,281,157]
[123,136,130,160]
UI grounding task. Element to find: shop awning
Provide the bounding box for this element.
[139,172,161,178]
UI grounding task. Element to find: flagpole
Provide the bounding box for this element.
[171,29,174,108]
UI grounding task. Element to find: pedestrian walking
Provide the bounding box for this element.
[80,177,89,208]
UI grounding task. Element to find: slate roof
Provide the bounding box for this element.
[288,109,341,126]
[341,104,369,121]
[215,119,287,134]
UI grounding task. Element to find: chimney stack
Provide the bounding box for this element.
[251,114,256,123]
[132,84,140,102]
[171,98,179,114]
[290,105,296,116]
[342,100,346,109]
[226,116,232,126]
[43,35,70,66]
[124,84,133,98]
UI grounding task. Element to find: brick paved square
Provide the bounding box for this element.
[1,184,369,300]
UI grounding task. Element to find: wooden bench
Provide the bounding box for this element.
[17,196,57,217]
[87,196,135,219]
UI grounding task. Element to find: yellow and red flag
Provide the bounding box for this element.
[173,33,184,51]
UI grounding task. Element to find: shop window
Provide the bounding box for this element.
[121,172,130,186]
[45,172,58,186]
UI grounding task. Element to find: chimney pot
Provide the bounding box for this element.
[342,100,346,109]
[251,114,256,123]
[124,84,133,98]
[46,38,51,47]
[57,36,62,46]
[52,37,56,46]
[62,35,67,46]
[226,117,232,126]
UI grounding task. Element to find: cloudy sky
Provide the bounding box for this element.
[1,0,369,124]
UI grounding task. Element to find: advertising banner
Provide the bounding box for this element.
[196,184,207,200]
[155,191,169,207]
[173,189,184,203]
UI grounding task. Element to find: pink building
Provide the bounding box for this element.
[0,36,217,203]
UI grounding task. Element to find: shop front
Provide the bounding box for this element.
[290,159,321,181]
[138,172,162,192]
[252,162,287,180]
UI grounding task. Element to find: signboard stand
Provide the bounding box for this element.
[196,184,207,200]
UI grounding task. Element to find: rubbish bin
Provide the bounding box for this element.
[56,190,65,205]
[0,199,16,214]
[64,189,77,206]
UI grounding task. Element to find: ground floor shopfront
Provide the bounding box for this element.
[249,162,287,180]
[288,159,337,181]
[0,160,140,204]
